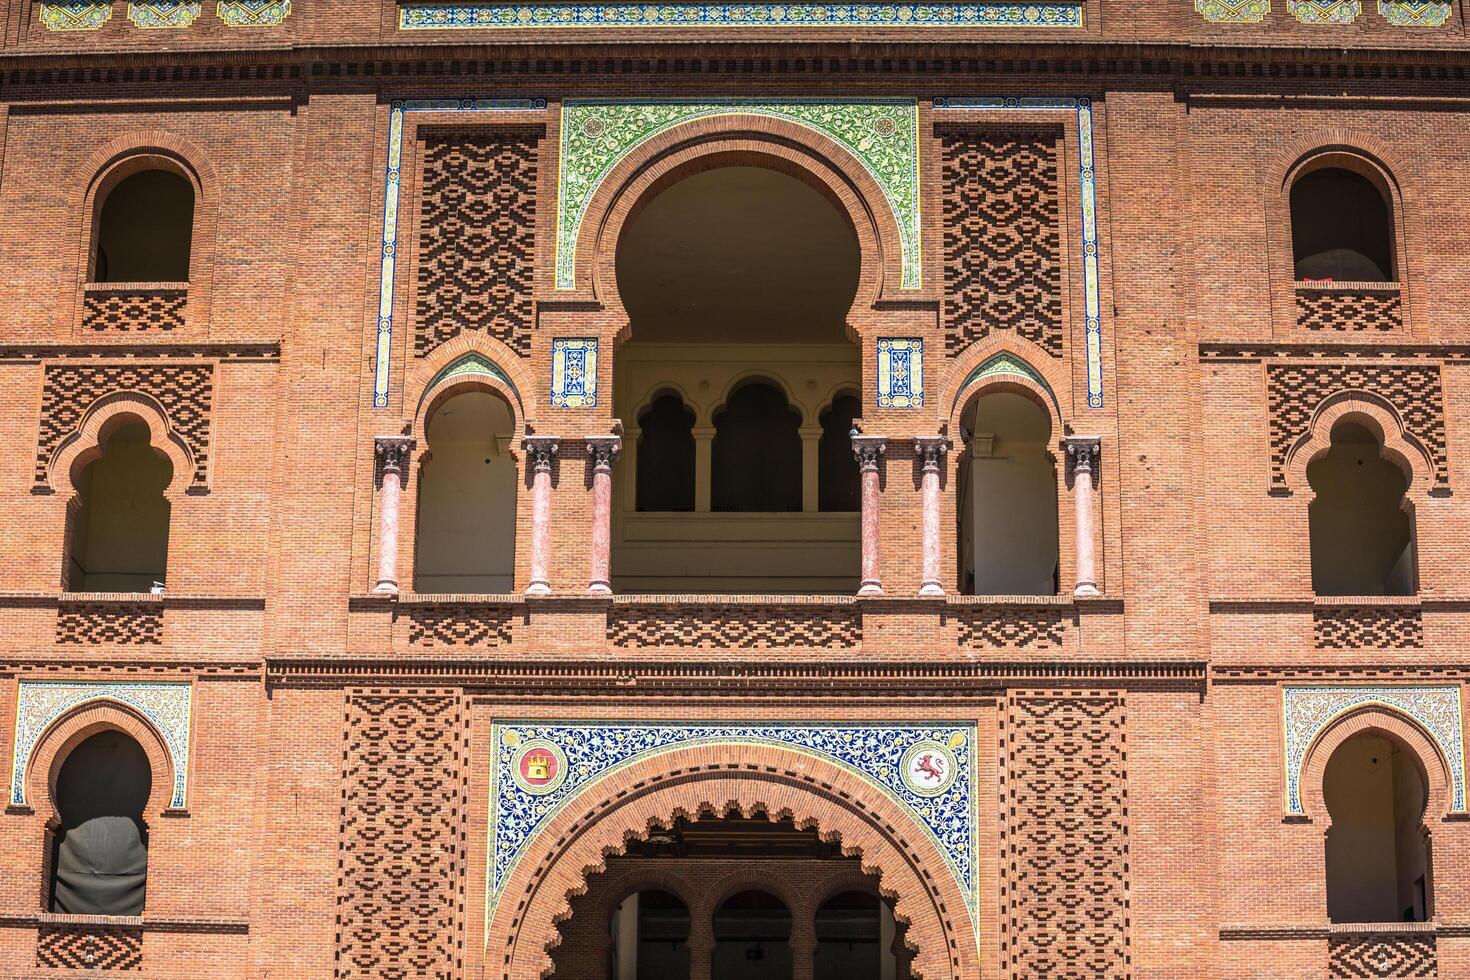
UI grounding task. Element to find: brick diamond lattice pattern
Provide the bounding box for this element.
[404,604,515,647]
[1295,288,1402,332]
[956,606,1068,649]
[82,287,187,332]
[414,129,538,358]
[34,363,213,489]
[1313,606,1423,650]
[1002,692,1131,979]
[36,924,143,970]
[941,129,1064,356]
[1328,933,1436,978]
[334,693,468,980]
[607,603,861,648]
[56,604,164,645]
[1267,362,1448,490]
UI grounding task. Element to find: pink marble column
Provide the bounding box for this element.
[914,436,950,597]
[852,434,886,597]
[372,436,416,595]
[522,436,559,596]
[1065,436,1102,597]
[586,435,621,595]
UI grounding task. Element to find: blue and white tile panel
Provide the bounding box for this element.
[551,338,599,408]
[877,338,924,408]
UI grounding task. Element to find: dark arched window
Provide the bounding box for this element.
[1291,167,1393,282]
[818,393,860,512]
[1307,421,1416,596]
[711,382,802,513]
[713,890,792,980]
[66,420,171,593]
[815,891,894,980]
[1324,730,1430,923]
[94,169,195,283]
[637,393,696,512]
[50,731,151,915]
[610,889,691,979]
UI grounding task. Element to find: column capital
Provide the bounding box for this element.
[851,433,887,471]
[522,435,560,471]
[373,436,416,488]
[1064,435,1102,481]
[913,435,951,471]
[585,435,622,469]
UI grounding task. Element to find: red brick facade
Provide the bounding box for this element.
[2,3,1470,978]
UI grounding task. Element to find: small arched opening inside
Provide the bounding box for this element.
[48,730,151,915]
[93,169,195,284]
[1290,165,1394,283]
[957,390,1059,595]
[714,890,792,980]
[612,163,861,593]
[610,889,691,980]
[413,388,518,593]
[65,418,172,593]
[1307,420,1416,596]
[1323,729,1431,923]
[814,890,900,980]
[818,391,861,513]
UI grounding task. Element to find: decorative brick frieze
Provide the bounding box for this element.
[1328,931,1436,978]
[334,692,468,980]
[414,129,538,359]
[1313,604,1424,650]
[608,602,861,649]
[56,603,164,646]
[940,128,1063,357]
[34,362,213,490]
[1295,285,1403,332]
[82,285,188,333]
[955,605,1069,649]
[1001,692,1130,979]
[1267,362,1447,491]
[37,922,143,970]
[402,603,515,647]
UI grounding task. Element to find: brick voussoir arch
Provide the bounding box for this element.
[1284,391,1435,498]
[1298,706,1453,826]
[47,392,195,498]
[490,744,973,980]
[27,700,178,821]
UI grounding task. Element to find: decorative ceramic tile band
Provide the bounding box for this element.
[1380,0,1451,23]
[402,2,1085,30]
[1289,0,1359,20]
[10,681,193,810]
[933,97,1103,409]
[557,99,922,291]
[1195,0,1269,21]
[877,338,924,408]
[40,1,112,30]
[217,0,291,24]
[421,352,525,414]
[130,1,202,26]
[550,338,598,408]
[372,99,548,410]
[488,721,978,918]
[952,351,1060,417]
[1282,685,1466,815]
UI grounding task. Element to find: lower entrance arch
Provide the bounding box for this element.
[485,741,976,980]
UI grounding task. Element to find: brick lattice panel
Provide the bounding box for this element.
[36,924,143,970]
[1329,933,1437,978]
[403,604,514,647]
[941,128,1064,357]
[34,363,213,489]
[82,287,187,332]
[956,606,1068,650]
[414,129,538,358]
[607,604,861,649]
[1296,288,1403,332]
[1001,692,1131,980]
[1267,362,1448,490]
[1314,606,1424,650]
[334,692,468,980]
[56,604,164,645]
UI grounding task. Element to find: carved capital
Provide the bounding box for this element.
[1064,436,1102,482]
[522,435,560,472]
[373,436,416,488]
[913,435,951,472]
[851,434,887,472]
[586,435,622,470]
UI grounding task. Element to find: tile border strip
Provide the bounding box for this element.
[400,2,1085,31]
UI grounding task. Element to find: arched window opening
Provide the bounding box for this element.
[815,890,901,980]
[958,391,1058,595]
[49,731,151,915]
[610,889,691,980]
[713,890,792,980]
[414,389,518,593]
[94,170,195,283]
[1324,730,1430,923]
[1307,421,1416,596]
[818,393,861,512]
[1291,166,1393,283]
[711,381,802,514]
[66,420,172,593]
[637,392,696,512]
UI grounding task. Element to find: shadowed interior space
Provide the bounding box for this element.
[94,169,195,283]
[49,730,151,916]
[66,420,172,593]
[1307,421,1416,596]
[1291,167,1393,283]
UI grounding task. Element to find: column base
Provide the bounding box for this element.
[918,581,945,597]
[587,581,611,595]
[1074,582,1100,597]
[371,581,399,596]
[525,581,551,596]
[858,581,884,597]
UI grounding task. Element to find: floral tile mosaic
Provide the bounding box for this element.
[40,1,112,30]
[1195,0,1269,20]
[1288,0,1359,20]
[217,0,291,25]
[488,721,978,921]
[877,338,924,408]
[130,1,202,27]
[550,338,598,408]
[401,2,1085,31]
[10,681,193,810]
[1281,685,1465,815]
[1379,0,1451,23]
